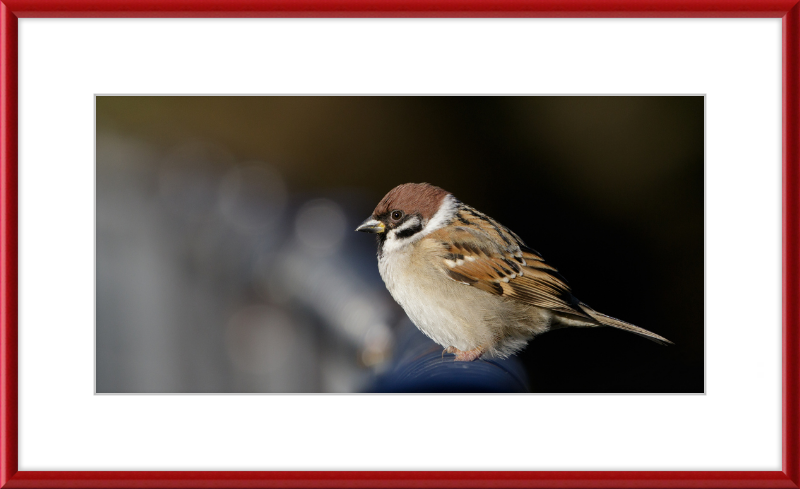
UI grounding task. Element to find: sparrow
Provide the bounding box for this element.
[356,182,672,362]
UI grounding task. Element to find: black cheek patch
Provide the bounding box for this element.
[395,222,423,239]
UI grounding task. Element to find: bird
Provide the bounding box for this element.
[356,182,672,362]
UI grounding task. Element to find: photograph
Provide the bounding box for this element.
[95,95,704,394]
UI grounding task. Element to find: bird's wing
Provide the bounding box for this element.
[427,217,594,321]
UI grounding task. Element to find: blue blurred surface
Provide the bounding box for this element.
[370,320,529,393]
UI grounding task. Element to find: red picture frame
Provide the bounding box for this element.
[1,1,798,488]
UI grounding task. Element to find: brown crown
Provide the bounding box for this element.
[373,183,450,220]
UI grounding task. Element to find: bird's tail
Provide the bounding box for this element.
[579,303,673,346]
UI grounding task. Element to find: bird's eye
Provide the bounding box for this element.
[390,210,403,221]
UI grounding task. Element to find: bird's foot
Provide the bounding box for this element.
[445,346,485,362]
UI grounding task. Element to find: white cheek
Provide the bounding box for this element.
[381,216,422,254]
[380,196,459,255]
[394,216,421,233]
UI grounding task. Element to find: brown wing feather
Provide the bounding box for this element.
[428,209,594,321]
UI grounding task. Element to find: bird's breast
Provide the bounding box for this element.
[377,243,498,351]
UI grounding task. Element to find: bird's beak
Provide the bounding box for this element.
[356,218,385,234]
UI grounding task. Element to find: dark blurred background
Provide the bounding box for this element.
[96,96,703,393]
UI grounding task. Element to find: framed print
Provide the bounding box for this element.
[1,1,799,488]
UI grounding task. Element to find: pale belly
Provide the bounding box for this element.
[378,248,498,352]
